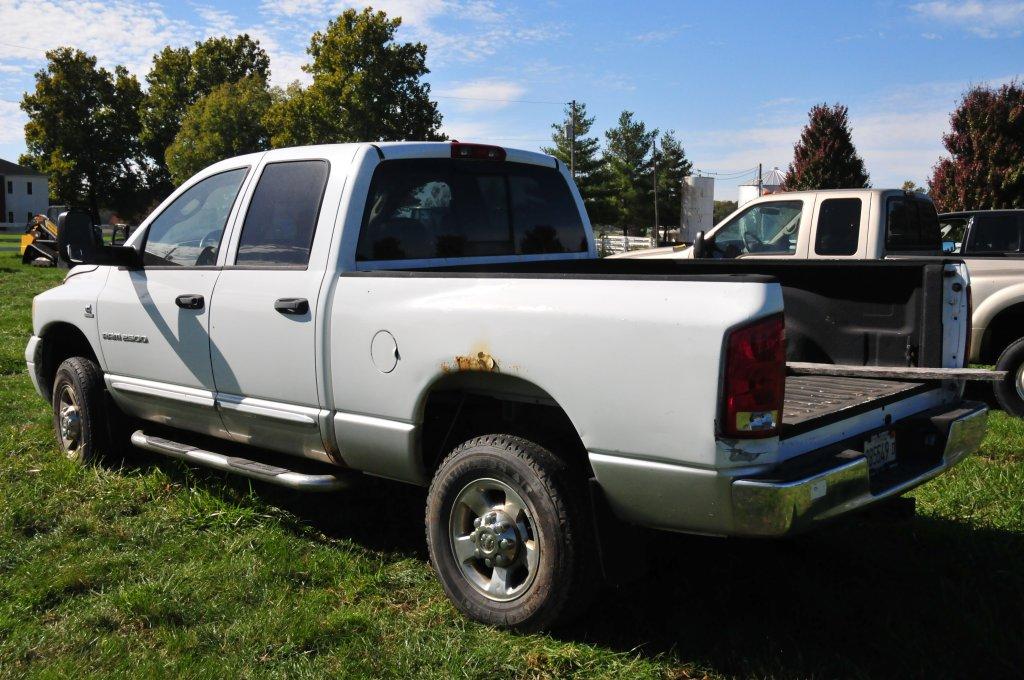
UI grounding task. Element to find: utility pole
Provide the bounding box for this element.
[757,163,763,197]
[568,100,576,180]
[652,139,659,246]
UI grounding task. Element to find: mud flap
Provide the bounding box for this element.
[588,478,650,586]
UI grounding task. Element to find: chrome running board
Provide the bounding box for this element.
[130,430,353,492]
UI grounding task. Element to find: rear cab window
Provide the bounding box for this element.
[356,158,587,262]
[885,195,941,253]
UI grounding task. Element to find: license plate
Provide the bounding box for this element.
[864,430,897,473]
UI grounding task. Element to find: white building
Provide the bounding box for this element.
[738,167,787,206]
[680,175,714,242]
[0,158,49,229]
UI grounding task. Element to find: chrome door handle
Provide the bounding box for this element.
[175,294,204,310]
[274,298,309,315]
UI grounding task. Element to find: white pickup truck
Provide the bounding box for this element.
[26,144,988,630]
[622,190,1022,412]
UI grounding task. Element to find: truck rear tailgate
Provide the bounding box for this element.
[782,375,928,437]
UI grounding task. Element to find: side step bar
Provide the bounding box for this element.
[130,431,353,492]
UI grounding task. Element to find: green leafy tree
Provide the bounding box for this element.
[141,35,270,194]
[20,48,144,220]
[165,76,276,184]
[654,130,693,233]
[542,102,615,224]
[266,8,444,147]
[713,200,738,225]
[902,180,927,194]
[604,110,657,235]
[782,103,870,191]
[929,82,1024,211]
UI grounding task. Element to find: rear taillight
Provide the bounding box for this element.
[721,314,786,438]
[963,284,973,367]
[451,142,506,161]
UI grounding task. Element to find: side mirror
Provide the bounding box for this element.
[56,209,142,269]
[692,230,707,258]
[56,210,99,267]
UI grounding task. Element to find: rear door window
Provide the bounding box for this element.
[814,198,861,256]
[235,160,330,267]
[886,196,941,252]
[357,159,587,261]
[964,213,1024,254]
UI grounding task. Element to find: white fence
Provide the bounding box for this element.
[597,234,655,256]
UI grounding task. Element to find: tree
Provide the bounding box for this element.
[542,102,615,224]
[929,82,1024,212]
[165,76,276,184]
[20,48,145,219]
[714,200,738,225]
[902,180,927,194]
[654,130,693,233]
[782,103,870,191]
[141,35,270,194]
[266,8,444,147]
[604,111,657,235]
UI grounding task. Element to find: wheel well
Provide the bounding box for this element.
[37,323,99,401]
[419,376,590,478]
[981,303,1024,363]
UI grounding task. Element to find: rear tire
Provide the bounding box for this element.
[425,434,593,631]
[994,337,1024,417]
[51,357,128,464]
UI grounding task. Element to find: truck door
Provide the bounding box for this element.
[208,157,337,461]
[97,167,251,437]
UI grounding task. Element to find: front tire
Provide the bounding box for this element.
[425,434,593,631]
[994,337,1024,417]
[51,357,116,464]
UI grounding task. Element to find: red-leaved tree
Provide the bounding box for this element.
[929,82,1024,212]
[782,103,870,191]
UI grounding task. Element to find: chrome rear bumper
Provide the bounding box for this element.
[731,403,988,536]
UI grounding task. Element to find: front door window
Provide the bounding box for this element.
[708,201,803,258]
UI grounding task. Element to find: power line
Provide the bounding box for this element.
[433,94,567,105]
[0,41,40,55]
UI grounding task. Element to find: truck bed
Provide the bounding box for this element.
[782,375,927,437]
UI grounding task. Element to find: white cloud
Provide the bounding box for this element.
[0,99,26,144]
[0,0,193,75]
[440,79,526,111]
[910,1,1024,37]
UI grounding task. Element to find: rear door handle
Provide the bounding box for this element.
[175,294,204,310]
[274,298,309,315]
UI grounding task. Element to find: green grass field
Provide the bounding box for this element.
[1,253,1022,679]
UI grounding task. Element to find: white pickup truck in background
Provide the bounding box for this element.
[27,144,988,630]
[621,190,1023,414]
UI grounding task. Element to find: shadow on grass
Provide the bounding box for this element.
[560,516,1024,679]
[118,447,1023,679]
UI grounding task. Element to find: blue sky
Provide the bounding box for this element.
[0,0,1022,199]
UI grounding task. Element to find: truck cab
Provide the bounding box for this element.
[621,188,939,260]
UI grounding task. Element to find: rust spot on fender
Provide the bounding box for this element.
[453,351,499,372]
